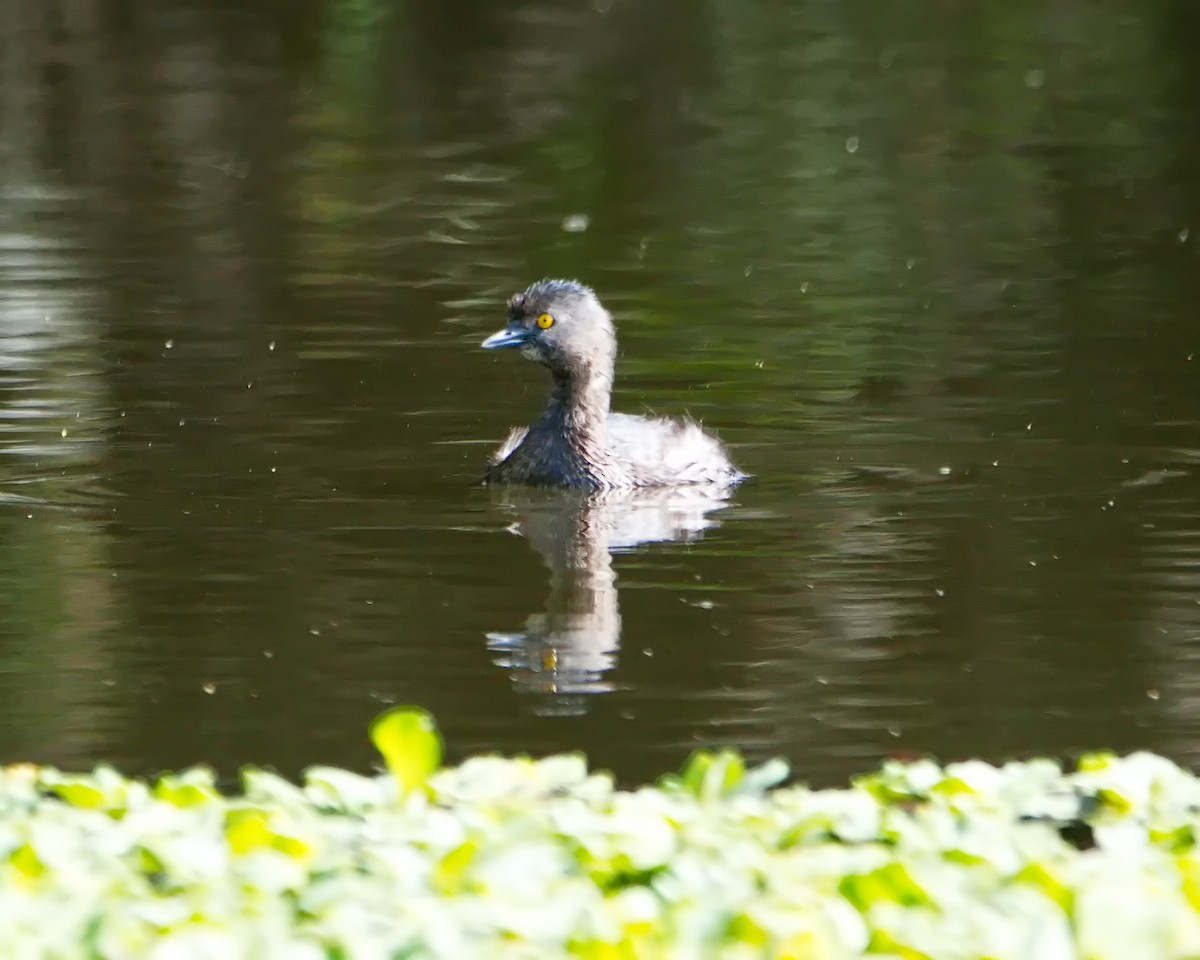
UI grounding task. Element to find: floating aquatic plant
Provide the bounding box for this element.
[1,710,1200,957]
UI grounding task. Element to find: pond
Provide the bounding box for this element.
[0,0,1197,787]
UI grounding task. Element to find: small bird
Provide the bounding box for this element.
[480,279,746,491]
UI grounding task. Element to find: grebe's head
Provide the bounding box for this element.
[482,279,615,378]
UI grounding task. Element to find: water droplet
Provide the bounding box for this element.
[1148,689,1161,700]
[164,339,174,349]
[1025,68,1045,89]
[561,213,590,233]
[800,282,809,293]
[268,341,276,351]
[935,588,945,597]
[845,136,859,154]
[60,428,67,438]
[1180,227,1190,243]
[938,466,951,476]
[203,682,216,695]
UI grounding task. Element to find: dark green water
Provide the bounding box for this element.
[1,0,1198,786]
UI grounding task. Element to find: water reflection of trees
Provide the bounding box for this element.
[2,0,1200,781]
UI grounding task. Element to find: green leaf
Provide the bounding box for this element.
[839,863,930,911]
[865,931,934,960]
[9,843,43,879]
[725,912,769,947]
[154,774,217,809]
[1150,825,1194,852]
[226,809,273,854]
[678,749,745,801]
[1096,787,1134,814]
[930,777,976,798]
[1076,752,1116,773]
[1178,855,1200,912]
[42,765,131,813]
[433,841,479,895]
[368,706,443,796]
[1014,862,1073,912]
[48,781,106,810]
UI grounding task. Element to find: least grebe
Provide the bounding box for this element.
[480,279,746,490]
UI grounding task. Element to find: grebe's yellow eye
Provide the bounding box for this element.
[536,312,555,330]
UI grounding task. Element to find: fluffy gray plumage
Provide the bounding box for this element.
[480,279,746,491]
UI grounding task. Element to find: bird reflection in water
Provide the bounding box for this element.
[486,485,736,716]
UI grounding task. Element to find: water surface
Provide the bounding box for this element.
[0,1,1198,786]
